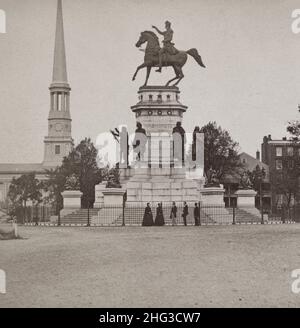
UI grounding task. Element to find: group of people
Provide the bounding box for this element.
[142,202,200,227]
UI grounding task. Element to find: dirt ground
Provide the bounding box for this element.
[0,224,300,308]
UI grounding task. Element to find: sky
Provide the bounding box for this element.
[0,0,300,163]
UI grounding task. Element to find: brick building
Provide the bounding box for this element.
[261,135,300,207]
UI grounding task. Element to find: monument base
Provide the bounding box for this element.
[124,166,203,204]
[235,189,264,222]
[200,186,225,206]
[60,190,83,219]
[61,190,82,209]
[235,189,257,207]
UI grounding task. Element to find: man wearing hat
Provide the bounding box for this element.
[152,21,177,73]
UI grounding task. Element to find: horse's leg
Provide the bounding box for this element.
[132,63,147,81]
[166,66,179,86]
[143,66,152,87]
[173,66,184,86]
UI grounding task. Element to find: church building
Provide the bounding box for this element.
[0,0,73,204]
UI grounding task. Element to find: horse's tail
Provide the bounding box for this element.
[187,48,206,68]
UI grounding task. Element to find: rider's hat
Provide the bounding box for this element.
[165,20,171,26]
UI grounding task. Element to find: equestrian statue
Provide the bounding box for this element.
[132,21,206,87]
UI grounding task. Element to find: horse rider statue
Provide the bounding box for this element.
[152,21,178,73]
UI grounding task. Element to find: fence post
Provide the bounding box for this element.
[122,201,125,227]
[281,207,285,224]
[57,203,61,227]
[232,205,236,225]
[261,205,264,225]
[87,205,90,227]
[198,201,201,226]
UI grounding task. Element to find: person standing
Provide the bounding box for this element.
[142,203,154,226]
[194,203,200,226]
[155,203,165,226]
[182,202,189,226]
[170,202,177,226]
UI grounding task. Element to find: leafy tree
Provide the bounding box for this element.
[248,165,266,193]
[199,122,243,181]
[287,120,300,138]
[43,167,66,215]
[47,138,107,208]
[7,173,43,222]
[273,170,298,209]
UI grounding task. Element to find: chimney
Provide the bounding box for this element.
[268,134,272,141]
[256,150,260,161]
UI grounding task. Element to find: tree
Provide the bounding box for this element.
[43,167,66,215]
[287,120,300,138]
[200,122,243,181]
[48,138,106,208]
[7,173,43,222]
[248,165,266,193]
[273,170,298,210]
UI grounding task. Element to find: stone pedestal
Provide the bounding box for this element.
[234,189,263,222]
[102,188,126,206]
[200,186,225,206]
[125,85,204,204]
[235,189,257,207]
[61,190,82,209]
[94,182,107,208]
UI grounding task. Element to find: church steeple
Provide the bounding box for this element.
[52,0,68,86]
[43,0,73,167]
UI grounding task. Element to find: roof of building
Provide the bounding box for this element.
[239,152,269,172]
[221,152,270,184]
[0,163,47,174]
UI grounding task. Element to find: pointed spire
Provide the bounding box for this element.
[52,0,68,85]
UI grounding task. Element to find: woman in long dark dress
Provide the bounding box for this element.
[142,203,154,226]
[155,203,165,226]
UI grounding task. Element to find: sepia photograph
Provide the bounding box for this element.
[1,0,300,319]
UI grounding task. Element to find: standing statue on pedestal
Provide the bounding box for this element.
[133,122,147,161]
[172,122,186,166]
[132,21,206,87]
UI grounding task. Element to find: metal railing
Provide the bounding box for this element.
[20,203,300,227]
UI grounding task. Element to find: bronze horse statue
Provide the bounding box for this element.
[132,31,206,87]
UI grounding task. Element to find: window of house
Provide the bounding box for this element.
[287,147,294,156]
[275,194,284,206]
[288,159,294,169]
[149,95,153,102]
[275,159,283,170]
[167,95,171,101]
[55,145,61,155]
[276,147,282,157]
[157,95,162,102]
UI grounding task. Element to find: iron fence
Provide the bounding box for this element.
[13,205,56,225]
[21,202,300,227]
